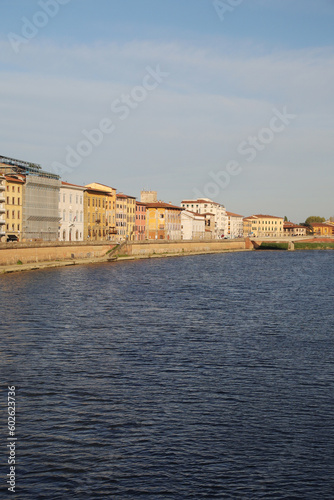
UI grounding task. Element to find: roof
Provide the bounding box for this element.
[144,202,183,210]
[182,210,206,217]
[85,185,110,194]
[5,175,25,184]
[136,201,147,206]
[117,193,136,199]
[181,199,220,206]
[310,223,334,228]
[284,222,305,229]
[244,214,283,221]
[61,181,85,189]
[226,211,243,218]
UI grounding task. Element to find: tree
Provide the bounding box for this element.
[305,216,326,225]
[284,216,289,222]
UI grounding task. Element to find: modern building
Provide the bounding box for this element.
[181,198,227,238]
[243,214,284,238]
[310,222,334,237]
[226,211,244,239]
[181,210,206,240]
[135,201,147,241]
[0,174,6,241]
[283,222,307,237]
[145,202,183,240]
[5,175,24,241]
[0,155,61,241]
[59,182,85,241]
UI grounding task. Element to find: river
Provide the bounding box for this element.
[1,251,334,499]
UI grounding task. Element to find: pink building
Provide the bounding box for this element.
[135,201,147,241]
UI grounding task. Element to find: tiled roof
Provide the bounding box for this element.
[62,181,85,189]
[226,211,243,218]
[144,202,182,210]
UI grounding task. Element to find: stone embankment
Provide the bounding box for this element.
[0,239,252,274]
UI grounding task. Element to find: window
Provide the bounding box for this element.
[18,198,20,205]
[80,196,83,204]
[18,187,20,193]
[63,210,66,221]
[18,224,20,231]
[88,198,90,207]
[63,193,65,202]
[6,186,9,191]
[80,212,83,222]
[18,211,20,219]
[6,210,9,218]
[12,224,15,230]
[12,186,15,192]
[70,194,72,204]
[69,212,72,222]
[76,195,78,204]
[12,210,15,218]
[6,197,9,204]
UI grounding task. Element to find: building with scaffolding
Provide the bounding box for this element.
[0,155,61,241]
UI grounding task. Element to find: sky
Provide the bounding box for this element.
[0,0,333,222]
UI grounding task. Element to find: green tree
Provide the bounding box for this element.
[284,216,289,222]
[305,216,326,225]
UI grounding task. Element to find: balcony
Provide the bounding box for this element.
[0,195,5,203]
[0,207,5,214]
[0,184,5,192]
[0,230,5,237]
[0,218,5,225]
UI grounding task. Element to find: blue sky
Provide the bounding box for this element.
[1,0,333,221]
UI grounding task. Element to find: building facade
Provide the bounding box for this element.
[5,175,24,241]
[181,210,206,240]
[0,174,6,241]
[226,211,244,239]
[243,214,284,238]
[310,223,334,237]
[59,182,85,241]
[86,183,117,240]
[116,194,136,241]
[135,201,147,241]
[181,198,227,238]
[84,185,111,241]
[145,202,182,240]
[283,222,307,237]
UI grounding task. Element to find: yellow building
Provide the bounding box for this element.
[5,174,25,241]
[116,193,136,241]
[145,202,182,240]
[243,214,284,238]
[85,183,117,240]
[310,223,334,237]
[0,174,6,241]
[84,184,112,241]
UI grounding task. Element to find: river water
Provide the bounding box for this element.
[1,251,334,499]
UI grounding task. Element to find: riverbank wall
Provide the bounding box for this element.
[0,239,251,274]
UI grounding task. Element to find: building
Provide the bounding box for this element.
[243,214,284,238]
[283,222,307,237]
[181,198,227,238]
[59,182,85,241]
[0,155,61,241]
[5,175,24,241]
[116,193,136,241]
[310,223,334,237]
[135,201,147,241]
[84,184,111,241]
[140,190,157,203]
[86,183,117,240]
[145,202,183,240]
[226,211,244,239]
[181,210,206,240]
[0,174,6,241]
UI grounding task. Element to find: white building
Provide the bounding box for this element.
[181,210,206,240]
[181,198,227,238]
[59,182,84,241]
[226,211,244,238]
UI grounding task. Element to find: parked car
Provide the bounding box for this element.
[7,235,18,242]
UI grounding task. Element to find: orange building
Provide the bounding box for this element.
[145,202,183,240]
[310,223,334,237]
[5,174,25,241]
